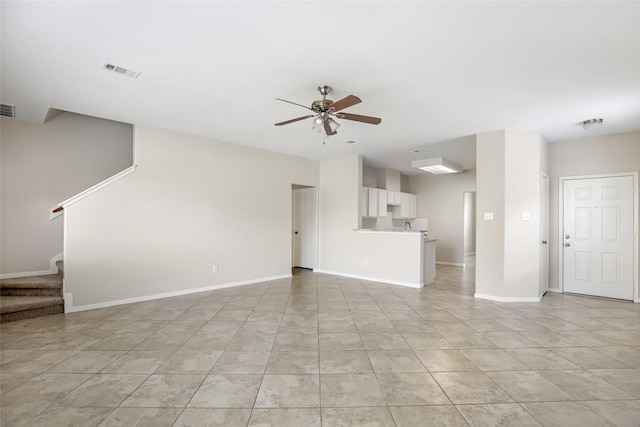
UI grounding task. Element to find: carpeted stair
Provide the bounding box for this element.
[0,262,64,322]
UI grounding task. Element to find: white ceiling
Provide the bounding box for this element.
[2,1,639,175]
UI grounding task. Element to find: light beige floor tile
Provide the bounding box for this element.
[483,331,540,348]
[188,374,262,408]
[538,369,633,400]
[266,351,319,374]
[1,373,93,407]
[460,349,529,371]
[519,331,581,347]
[321,407,394,426]
[87,333,150,351]
[41,332,107,350]
[592,346,640,368]
[121,374,205,407]
[133,332,192,351]
[550,347,630,369]
[210,350,270,374]
[521,401,616,427]
[505,348,580,370]
[0,349,77,373]
[181,331,233,351]
[0,373,34,396]
[156,350,222,374]
[414,349,479,372]
[254,374,320,408]
[115,320,168,335]
[97,407,182,426]
[401,333,454,350]
[439,332,498,349]
[457,403,542,426]
[101,350,173,374]
[367,349,427,373]
[589,368,640,398]
[390,405,468,427]
[0,349,33,364]
[361,333,410,350]
[58,373,148,407]
[48,350,124,373]
[486,371,573,402]
[319,350,373,374]
[377,372,449,405]
[26,406,113,427]
[272,333,319,351]
[583,400,640,426]
[225,333,275,351]
[249,408,321,427]
[174,408,251,426]
[320,374,385,407]
[432,372,513,404]
[318,333,364,350]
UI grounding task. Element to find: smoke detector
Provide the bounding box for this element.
[101,62,141,79]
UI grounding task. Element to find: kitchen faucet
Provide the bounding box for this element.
[405,221,411,230]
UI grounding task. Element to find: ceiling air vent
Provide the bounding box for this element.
[101,62,141,79]
[0,104,15,118]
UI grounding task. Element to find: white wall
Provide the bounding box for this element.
[476,130,546,301]
[318,156,424,286]
[548,131,640,291]
[0,113,133,275]
[64,125,318,309]
[463,192,476,255]
[407,170,477,265]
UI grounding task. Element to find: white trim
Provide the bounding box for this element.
[65,273,292,312]
[57,165,137,209]
[315,269,423,288]
[64,292,74,313]
[474,292,541,303]
[558,172,639,303]
[436,261,464,267]
[0,252,63,279]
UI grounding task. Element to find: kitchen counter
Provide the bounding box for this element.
[355,229,438,242]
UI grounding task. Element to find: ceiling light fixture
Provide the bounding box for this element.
[411,157,463,174]
[580,118,603,131]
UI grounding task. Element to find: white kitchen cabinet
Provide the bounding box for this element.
[387,191,401,205]
[391,192,417,219]
[378,189,388,217]
[367,187,379,217]
[361,187,369,217]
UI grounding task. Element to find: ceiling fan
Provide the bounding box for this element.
[274,85,381,136]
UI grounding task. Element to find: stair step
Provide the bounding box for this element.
[0,274,62,297]
[0,296,64,322]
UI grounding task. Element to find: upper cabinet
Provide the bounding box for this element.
[392,192,417,219]
[362,187,416,219]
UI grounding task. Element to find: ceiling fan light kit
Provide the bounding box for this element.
[275,85,381,139]
[580,118,604,131]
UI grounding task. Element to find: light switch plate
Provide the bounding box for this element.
[521,212,530,221]
[484,212,494,220]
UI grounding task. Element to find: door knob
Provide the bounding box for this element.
[294,231,299,235]
[564,242,571,247]
[565,234,571,239]
[542,240,548,244]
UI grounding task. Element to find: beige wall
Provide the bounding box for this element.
[407,169,477,265]
[0,113,133,275]
[548,131,640,291]
[64,125,318,309]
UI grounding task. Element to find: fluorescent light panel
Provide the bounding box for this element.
[411,157,463,174]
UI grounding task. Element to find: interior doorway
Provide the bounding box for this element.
[292,185,317,270]
[540,174,549,296]
[463,191,476,270]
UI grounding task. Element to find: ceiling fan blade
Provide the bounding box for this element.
[327,95,361,112]
[274,115,315,126]
[324,121,337,135]
[338,112,381,125]
[275,98,313,111]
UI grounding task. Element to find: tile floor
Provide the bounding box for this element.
[1,262,639,426]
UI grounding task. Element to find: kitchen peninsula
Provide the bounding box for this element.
[354,229,437,287]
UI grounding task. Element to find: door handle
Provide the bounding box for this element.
[294,231,299,235]
[542,240,548,244]
[564,242,571,247]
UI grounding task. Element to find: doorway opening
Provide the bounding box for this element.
[463,191,476,271]
[292,185,317,271]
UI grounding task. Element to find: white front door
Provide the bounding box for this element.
[563,175,634,300]
[292,187,317,269]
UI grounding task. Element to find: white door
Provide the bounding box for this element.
[563,176,634,300]
[540,175,549,296]
[292,187,317,269]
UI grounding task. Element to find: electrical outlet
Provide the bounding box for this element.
[212,266,218,273]
[521,212,530,221]
[484,212,494,220]
[363,259,368,266]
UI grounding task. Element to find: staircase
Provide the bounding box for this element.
[0,261,64,322]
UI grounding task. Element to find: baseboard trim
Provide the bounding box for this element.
[315,269,423,289]
[436,262,464,267]
[1,252,64,280]
[474,292,541,303]
[66,273,292,312]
